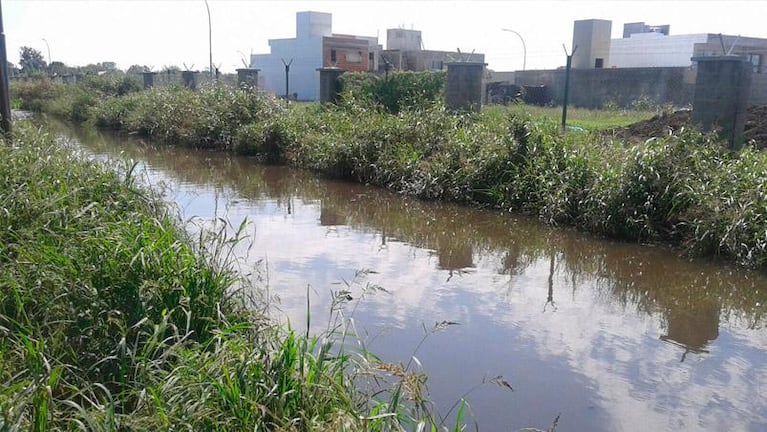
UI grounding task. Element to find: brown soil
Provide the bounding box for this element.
[611,105,767,149]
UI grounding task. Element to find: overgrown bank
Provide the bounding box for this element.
[0,122,449,430]
[11,77,767,269]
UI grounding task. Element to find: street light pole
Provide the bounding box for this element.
[203,0,213,79]
[0,0,11,140]
[41,38,51,64]
[501,28,527,71]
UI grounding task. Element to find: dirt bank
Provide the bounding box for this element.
[611,105,767,148]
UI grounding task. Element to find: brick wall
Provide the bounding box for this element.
[322,37,370,72]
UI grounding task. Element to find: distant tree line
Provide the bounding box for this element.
[8,46,173,78]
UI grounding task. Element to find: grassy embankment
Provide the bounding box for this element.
[0,121,462,430]
[11,76,767,269]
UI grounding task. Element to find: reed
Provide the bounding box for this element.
[11,77,767,268]
[0,122,461,431]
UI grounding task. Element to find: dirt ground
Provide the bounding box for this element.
[611,105,767,149]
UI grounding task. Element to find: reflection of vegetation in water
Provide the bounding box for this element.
[22,80,767,270]
[69,123,767,352]
[5,123,454,430]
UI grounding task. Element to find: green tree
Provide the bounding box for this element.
[97,61,117,71]
[6,61,19,77]
[19,46,47,74]
[48,61,72,76]
[126,64,150,74]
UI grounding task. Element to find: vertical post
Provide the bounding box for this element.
[42,38,51,64]
[236,68,259,88]
[691,56,752,149]
[561,45,577,131]
[203,0,213,79]
[0,0,11,140]
[281,58,293,99]
[142,71,157,89]
[445,62,487,112]
[317,67,345,103]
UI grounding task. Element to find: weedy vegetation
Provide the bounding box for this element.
[0,122,480,431]
[11,75,767,271]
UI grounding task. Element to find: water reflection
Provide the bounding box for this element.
[57,122,767,432]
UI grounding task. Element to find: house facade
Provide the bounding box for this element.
[251,11,379,101]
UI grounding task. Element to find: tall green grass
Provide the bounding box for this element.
[0,122,461,431]
[482,104,657,131]
[11,77,767,269]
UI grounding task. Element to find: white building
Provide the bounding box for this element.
[609,32,709,68]
[252,12,330,101]
[251,11,379,101]
[572,20,766,73]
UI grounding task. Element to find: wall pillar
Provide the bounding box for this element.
[691,56,753,149]
[236,68,260,89]
[317,67,345,103]
[181,70,200,90]
[142,72,157,89]
[446,62,487,112]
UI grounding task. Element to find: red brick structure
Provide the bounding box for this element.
[323,35,377,72]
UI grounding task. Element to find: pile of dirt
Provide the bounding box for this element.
[744,105,767,148]
[611,105,767,149]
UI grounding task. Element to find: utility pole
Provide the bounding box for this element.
[281,58,293,99]
[561,44,577,132]
[0,0,11,140]
[203,0,213,79]
[501,28,527,71]
[42,38,51,64]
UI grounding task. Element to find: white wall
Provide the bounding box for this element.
[609,33,708,68]
[572,19,612,69]
[250,11,329,101]
[253,36,323,100]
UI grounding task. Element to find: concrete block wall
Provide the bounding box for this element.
[692,56,752,148]
[750,73,767,105]
[513,67,695,109]
[446,62,486,111]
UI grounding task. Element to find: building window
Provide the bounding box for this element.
[346,51,362,63]
[330,49,337,63]
[594,58,604,68]
[369,52,374,62]
[431,60,443,70]
[749,54,762,73]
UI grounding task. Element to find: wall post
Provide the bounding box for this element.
[317,67,345,103]
[142,72,157,89]
[236,68,260,89]
[691,56,753,149]
[181,70,200,90]
[445,62,487,112]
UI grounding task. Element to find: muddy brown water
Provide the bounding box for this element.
[57,122,767,431]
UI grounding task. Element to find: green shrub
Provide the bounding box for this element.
[340,71,446,113]
[80,72,142,97]
[17,73,767,269]
[1,123,449,431]
[10,78,68,112]
[234,120,288,161]
[90,86,289,150]
[70,92,96,122]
